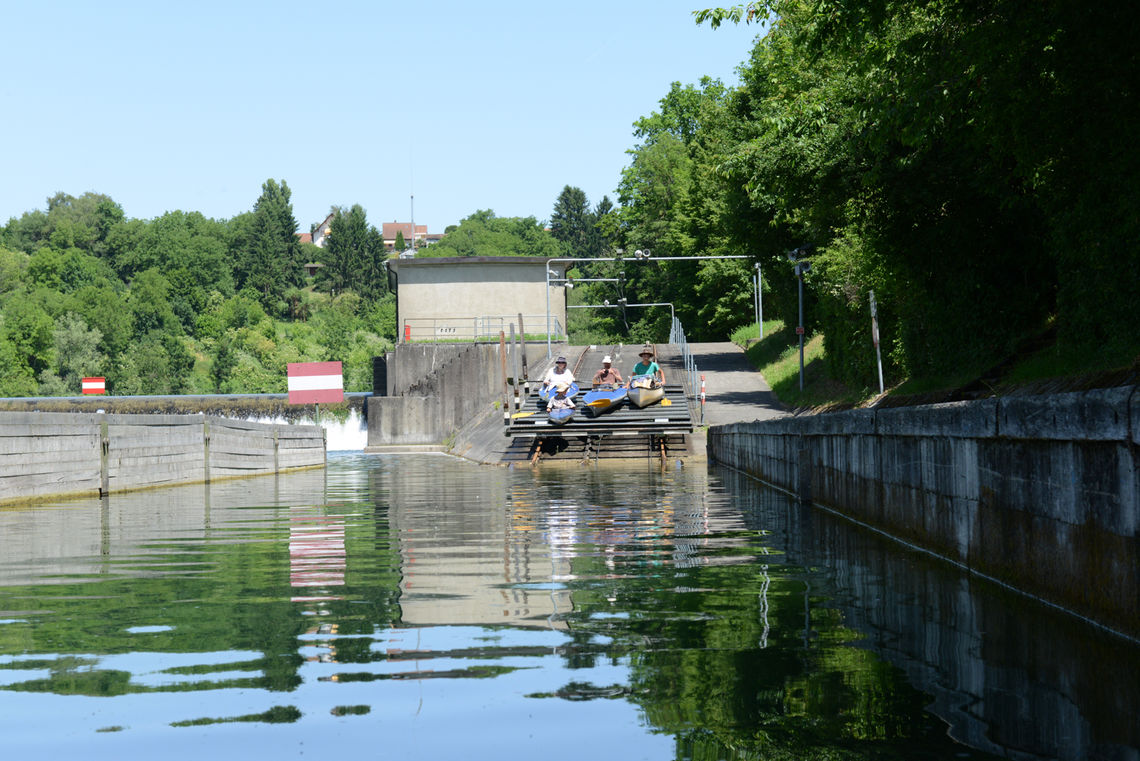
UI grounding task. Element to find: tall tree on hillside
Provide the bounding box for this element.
[318,205,387,299]
[591,195,617,257]
[550,186,594,257]
[239,179,304,310]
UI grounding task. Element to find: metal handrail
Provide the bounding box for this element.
[670,316,700,422]
[402,315,561,343]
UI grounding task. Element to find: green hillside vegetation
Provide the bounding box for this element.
[0,185,397,396]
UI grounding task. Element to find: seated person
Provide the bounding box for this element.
[591,355,623,387]
[546,383,576,412]
[541,356,575,391]
[630,344,665,387]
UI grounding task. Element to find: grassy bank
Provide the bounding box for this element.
[732,320,1140,411]
[731,321,865,409]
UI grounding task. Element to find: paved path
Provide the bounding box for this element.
[672,342,786,426]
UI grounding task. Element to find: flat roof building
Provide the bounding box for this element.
[386,257,568,343]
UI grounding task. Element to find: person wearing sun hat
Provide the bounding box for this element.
[591,354,623,387]
[629,343,665,387]
[546,382,576,412]
[541,355,575,391]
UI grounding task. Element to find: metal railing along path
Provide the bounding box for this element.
[671,316,701,424]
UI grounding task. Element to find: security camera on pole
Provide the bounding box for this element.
[787,245,814,391]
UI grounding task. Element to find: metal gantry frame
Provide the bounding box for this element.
[545,252,752,359]
[566,300,675,324]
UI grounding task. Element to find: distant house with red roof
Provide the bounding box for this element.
[382,222,428,251]
[297,214,441,256]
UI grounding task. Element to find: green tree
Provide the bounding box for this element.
[591,195,618,258]
[129,268,182,339]
[0,247,29,297]
[394,230,406,252]
[27,246,116,293]
[421,210,563,259]
[2,291,56,376]
[550,186,594,257]
[70,282,131,360]
[317,205,386,299]
[0,336,37,396]
[116,211,233,298]
[237,179,305,310]
[49,313,106,394]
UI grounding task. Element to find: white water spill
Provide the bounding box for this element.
[248,407,368,451]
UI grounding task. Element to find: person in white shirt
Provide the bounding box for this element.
[547,383,576,412]
[541,356,575,391]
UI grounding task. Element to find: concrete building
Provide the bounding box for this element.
[386,256,567,342]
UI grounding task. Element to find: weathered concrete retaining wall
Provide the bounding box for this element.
[717,466,1140,759]
[708,387,1140,638]
[368,342,551,447]
[0,411,325,505]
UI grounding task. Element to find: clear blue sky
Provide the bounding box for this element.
[1,1,762,234]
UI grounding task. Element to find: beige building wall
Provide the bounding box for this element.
[390,257,566,340]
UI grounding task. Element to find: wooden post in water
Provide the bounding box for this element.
[99,412,109,496]
[509,323,520,411]
[518,313,529,393]
[499,331,510,424]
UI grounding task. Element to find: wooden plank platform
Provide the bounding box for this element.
[505,383,693,438]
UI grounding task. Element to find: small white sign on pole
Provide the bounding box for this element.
[869,291,884,395]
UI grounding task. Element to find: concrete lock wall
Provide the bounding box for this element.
[0,411,326,505]
[369,343,513,446]
[708,387,1140,638]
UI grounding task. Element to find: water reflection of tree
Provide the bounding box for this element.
[0,469,405,698]
[531,469,993,760]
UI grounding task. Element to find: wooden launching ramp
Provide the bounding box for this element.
[503,344,694,465]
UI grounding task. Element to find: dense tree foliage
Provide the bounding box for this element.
[0,188,395,396]
[237,179,305,310]
[316,204,388,299]
[573,0,1139,389]
[6,1,1134,397]
[418,209,564,259]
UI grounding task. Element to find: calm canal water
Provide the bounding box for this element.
[1,453,1138,760]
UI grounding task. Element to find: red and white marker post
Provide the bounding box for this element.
[700,374,706,426]
[81,377,106,395]
[287,362,344,423]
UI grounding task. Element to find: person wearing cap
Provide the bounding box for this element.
[629,343,665,386]
[541,355,575,391]
[591,355,623,388]
[546,382,576,412]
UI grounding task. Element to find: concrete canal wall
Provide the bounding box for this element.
[0,411,325,505]
[717,466,1140,759]
[708,386,1140,638]
[368,342,551,447]
[0,394,368,452]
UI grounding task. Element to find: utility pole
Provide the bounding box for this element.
[787,246,813,391]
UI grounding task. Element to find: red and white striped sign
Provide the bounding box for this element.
[287,361,344,404]
[81,376,106,395]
